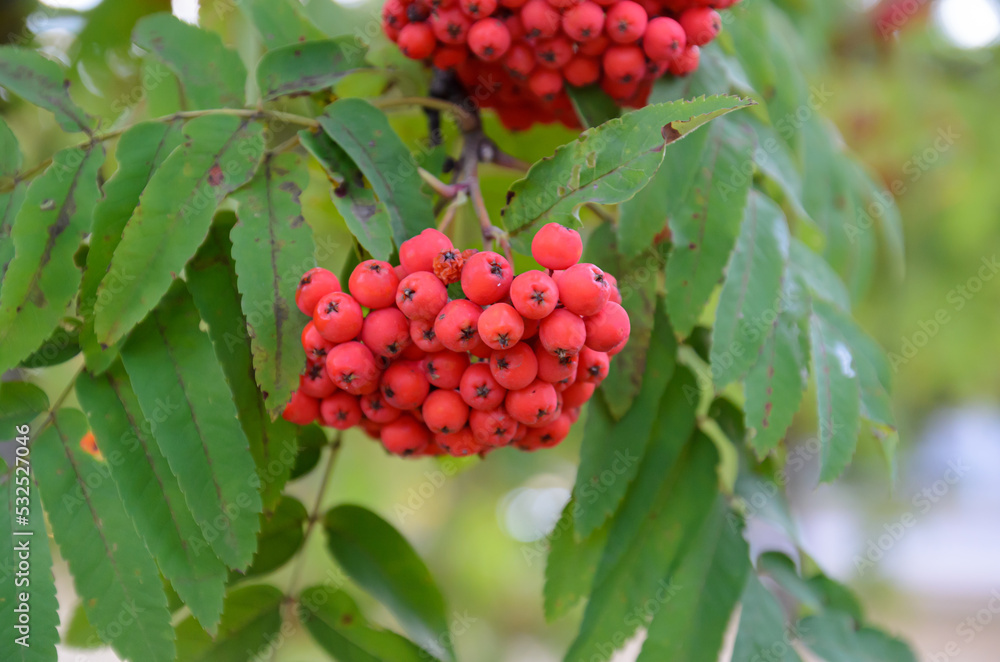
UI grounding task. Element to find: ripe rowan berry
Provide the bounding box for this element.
[604,272,622,304]
[431,7,473,45]
[459,362,507,410]
[500,0,529,7]
[557,262,610,315]
[422,389,471,434]
[602,45,646,84]
[435,427,484,456]
[521,0,561,39]
[380,360,431,410]
[505,379,559,426]
[577,34,610,57]
[536,343,579,382]
[422,350,470,390]
[349,260,400,309]
[398,22,436,59]
[461,251,513,305]
[313,291,364,343]
[461,0,497,19]
[360,391,403,424]
[669,45,700,76]
[521,315,540,340]
[584,300,630,351]
[679,7,720,46]
[546,0,582,7]
[600,76,639,101]
[478,302,525,350]
[469,407,518,446]
[539,308,587,357]
[510,270,559,319]
[504,42,537,79]
[400,344,427,361]
[434,299,484,352]
[433,46,468,70]
[536,36,574,69]
[531,223,582,269]
[296,267,341,317]
[320,392,363,430]
[468,18,512,61]
[605,1,647,43]
[410,318,445,352]
[490,342,538,390]
[360,307,412,358]
[382,0,409,30]
[528,69,564,100]
[563,56,601,86]
[282,390,319,425]
[561,379,595,407]
[302,321,333,364]
[300,363,337,399]
[643,16,686,61]
[325,341,381,395]
[519,412,571,449]
[469,336,493,360]
[396,271,449,320]
[562,2,605,41]
[433,247,465,284]
[577,346,610,383]
[381,414,432,455]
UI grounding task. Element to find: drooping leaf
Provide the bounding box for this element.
[789,239,851,311]
[63,603,101,650]
[34,409,175,662]
[0,46,93,134]
[0,144,104,373]
[0,468,59,662]
[94,115,264,348]
[0,117,25,281]
[174,585,284,662]
[299,127,394,261]
[636,501,750,662]
[504,95,753,246]
[231,153,315,415]
[133,13,246,109]
[543,499,609,622]
[564,435,720,662]
[257,38,367,100]
[290,423,327,480]
[317,99,434,246]
[566,85,621,128]
[323,504,455,661]
[231,496,307,583]
[300,586,433,661]
[800,612,916,662]
[80,120,184,374]
[665,119,754,337]
[711,191,790,388]
[120,283,262,570]
[187,216,298,510]
[0,381,48,431]
[240,0,324,48]
[731,574,802,662]
[18,320,81,369]
[75,365,228,633]
[809,306,862,483]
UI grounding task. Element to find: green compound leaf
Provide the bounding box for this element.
[240,0,324,48]
[0,467,60,662]
[120,283,262,571]
[800,612,917,662]
[731,574,802,662]
[80,120,184,374]
[0,381,49,431]
[231,495,307,583]
[0,46,93,134]
[0,144,104,373]
[317,98,434,246]
[231,153,315,416]
[300,586,433,662]
[174,584,284,662]
[133,13,246,109]
[94,115,264,348]
[566,85,621,129]
[257,38,367,100]
[18,320,81,370]
[324,504,455,661]
[543,499,609,622]
[34,409,175,662]
[503,95,753,245]
[75,364,227,633]
[0,117,26,282]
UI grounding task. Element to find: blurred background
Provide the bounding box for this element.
[2,0,999,660]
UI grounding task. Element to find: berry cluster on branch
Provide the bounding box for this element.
[383,0,740,129]
[283,224,630,458]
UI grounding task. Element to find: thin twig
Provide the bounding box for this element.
[268,132,303,157]
[372,96,476,131]
[31,364,84,437]
[419,167,462,198]
[437,192,468,232]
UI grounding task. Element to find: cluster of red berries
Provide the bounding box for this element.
[382,0,740,129]
[282,223,630,458]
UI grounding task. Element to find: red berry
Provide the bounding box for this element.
[522,315,540,340]
[401,343,427,361]
[577,346,610,383]
[319,392,363,430]
[435,427,484,456]
[643,16,686,61]
[505,379,559,426]
[398,22,436,59]
[600,76,639,101]
[520,0,561,39]
[577,34,610,57]
[396,271,449,320]
[433,46,468,69]
[461,251,513,305]
[422,389,471,434]
[434,299,484,352]
[536,36,574,69]
[602,45,646,84]
[478,302,525,350]
[431,7,473,45]
[360,391,403,424]
[562,2,605,41]
[510,270,559,319]
[300,364,337,399]
[459,362,508,410]
[584,300,630,351]
[383,0,409,30]
[461,0,497,18]
[380,360,430,410]
[504,42,536,79]
[410,318,446,352]
[325,341,381,395]
[402,229,454,275]
[381,414,432,455]
[531,223,582,269]
[422,350,471,389]
[563,56,601,86]
[679,7,720,46]
[296,268,341,317]
[668,45,700,76]
[349,259,399,309]
[605,0,647,43]
[517,412,571,449]
[313,291,363,343]
[546,0,582,7]
[557,262,610,316]
[468,18,512,61]
[469,407,518,446]
[539,308,587,357]
[469,335,493,360]
[604,272,622,304]
[490,342,538,390]
[360,307,412,358]
[302,321,333,364]
[528,69,564,100]
[562,380,595,407]
[536,344,579,383]
[282,390,319,425]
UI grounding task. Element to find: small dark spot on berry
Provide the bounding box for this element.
[476,385,491,398]
[496,357,509,370]
[383,385,395,398]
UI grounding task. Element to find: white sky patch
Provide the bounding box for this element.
[934,0,1000,49]
[39,0,102,9]
[172,0,200,25]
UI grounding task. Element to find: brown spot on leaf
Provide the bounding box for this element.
[208,165,224,186]
[662,124,681,144]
